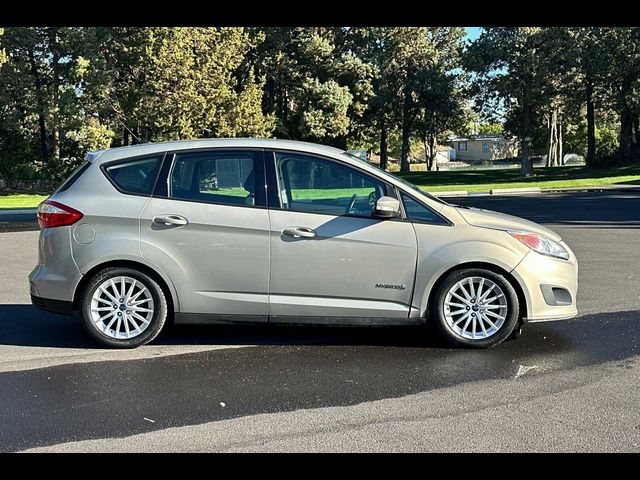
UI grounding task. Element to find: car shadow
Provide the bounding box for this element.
[0,304,446,349]
[2,304,640,367]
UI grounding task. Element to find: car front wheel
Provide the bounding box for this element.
[80,267,168,348]
[432,268,520,348]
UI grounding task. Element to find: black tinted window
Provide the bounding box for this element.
[57,161,90,193]
[104,155,162,195]
[170,150,260,207]
[401,193,447,224]
[275,152,387,217]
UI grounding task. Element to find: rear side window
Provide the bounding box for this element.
[169,150,263,207]
[56,161,90,193]
[103,155,163,195]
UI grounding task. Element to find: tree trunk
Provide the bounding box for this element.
[619,107,633,164]
[400,90,411,174]
[50,28,61,162]
[546,109,556,167]
[558,119,563,165]
[27,48,48,162]
[520,104,535,176]
[585,75,596,166]
[400,125,411,173]
[379,119,388,171]
[428,133,437,171]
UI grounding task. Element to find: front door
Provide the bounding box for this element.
[140,149,270,319]
[266,150,418,321]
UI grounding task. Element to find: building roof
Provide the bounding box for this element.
[449,134,505,142]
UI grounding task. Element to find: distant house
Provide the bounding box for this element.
[449,134,518,161]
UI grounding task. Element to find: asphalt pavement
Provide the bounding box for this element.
[0,191,639,452]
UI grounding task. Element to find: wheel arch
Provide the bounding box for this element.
[73,259,178,317]
[424,261,529,323]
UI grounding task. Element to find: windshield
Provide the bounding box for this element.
[341,151,449,206]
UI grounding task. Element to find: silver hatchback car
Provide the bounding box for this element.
[30,138,578,348]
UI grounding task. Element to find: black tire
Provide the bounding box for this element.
[80,267,168,348]
[431,268,519,348]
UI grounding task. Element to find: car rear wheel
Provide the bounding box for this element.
[80,267,167,348]
[432,268,519,348]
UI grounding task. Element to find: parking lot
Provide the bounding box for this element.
[1,191,639,452]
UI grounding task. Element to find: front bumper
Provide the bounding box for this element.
[511,242,578,322]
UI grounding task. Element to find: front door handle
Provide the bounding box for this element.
[282,226,316,238]
[153,215,189,227]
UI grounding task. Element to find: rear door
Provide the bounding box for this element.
[140,149,270,319]
[266,150,418,321]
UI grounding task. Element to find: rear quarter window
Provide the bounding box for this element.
[56,161,91,193]
[103,155,163,195]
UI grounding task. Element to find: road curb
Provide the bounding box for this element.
[0,208,37,216]
[433,190,468,197]
[489,187,542,195]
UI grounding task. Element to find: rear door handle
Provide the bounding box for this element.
[153,215,189,227]
[282,226,316,238]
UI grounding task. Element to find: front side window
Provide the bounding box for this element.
[274,152,387,217]
[169,150,261,207]
[401,193,448,225]
[104,155,163,195]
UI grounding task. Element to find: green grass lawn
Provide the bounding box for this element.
[0,192,49,209]
[398,164,640,193]
[1,164,639,209]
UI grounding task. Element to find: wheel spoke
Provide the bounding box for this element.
[104,315,117,332]
[482,315,498,330]
[483,304,505,310]
[132,306,153,313]
[461,315,472,332]
[130,286,148,302]
[110,279,121,300]
[469,278,475,298]
[476,278,485,301]
[125,279,137,302]
[91,307,112,312]
[99,286,119,304]
[450,291,471,305]
[479,284,495,302]
[449,308,468,316]
[131,311,150,325]
[458,282,471,300]
[483,294,504,303]
[120,277,126,301]
[454,311,472,326]
[485,310,506,320]
[478,316,488,336]
[96,311,114,323]
[445,301,466,308]
[115,316,122,337]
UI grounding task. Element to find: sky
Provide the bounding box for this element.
[464,27,483,42]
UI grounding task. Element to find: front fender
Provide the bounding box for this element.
[411,224,529,317]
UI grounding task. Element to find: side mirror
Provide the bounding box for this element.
[373,196,401,219]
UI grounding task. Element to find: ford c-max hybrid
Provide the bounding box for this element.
[30,138,578,348]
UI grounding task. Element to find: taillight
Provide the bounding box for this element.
[37,200,83,228]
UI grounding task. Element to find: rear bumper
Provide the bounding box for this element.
[31,294,74,315]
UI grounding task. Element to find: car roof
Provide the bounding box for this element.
[86,138,346,164]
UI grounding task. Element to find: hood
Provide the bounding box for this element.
[454,206,562,242]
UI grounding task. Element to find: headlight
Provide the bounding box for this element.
[508,231,569,260]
